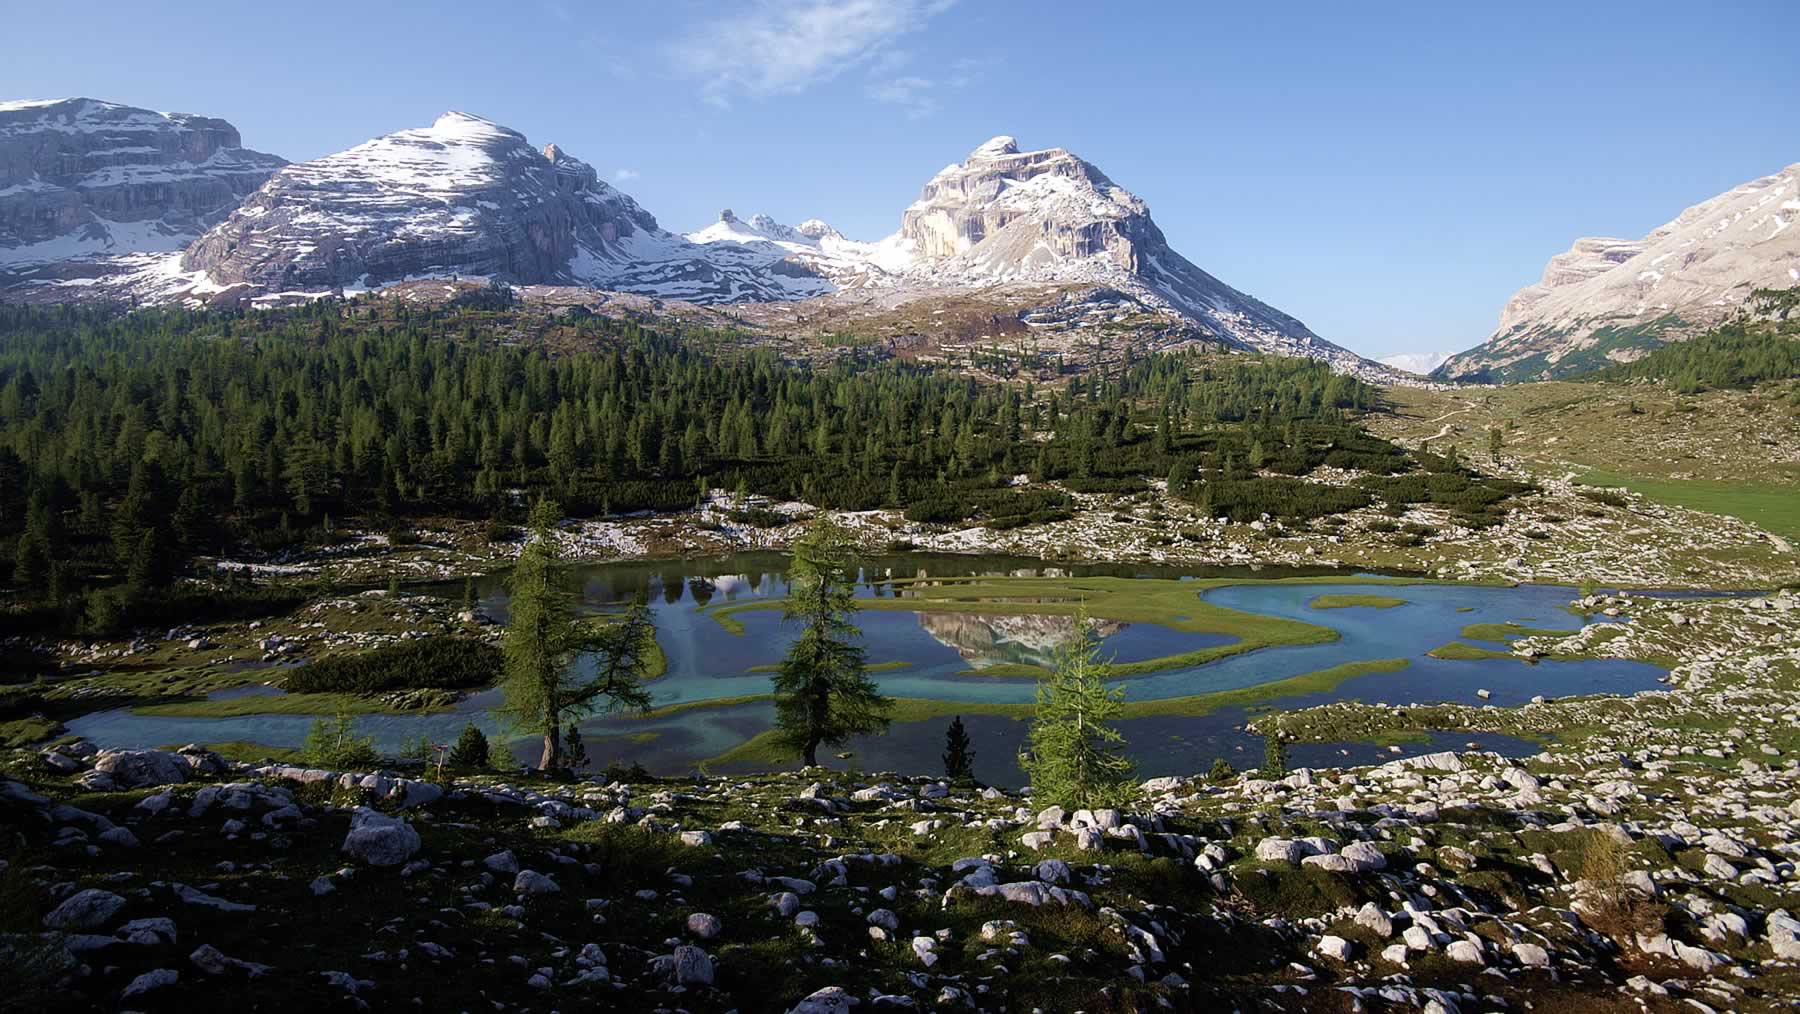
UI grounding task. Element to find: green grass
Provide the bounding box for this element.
[171,740,305,764]
[746,659,911,675]
[955,662,1052,678]
[1578,468,1800,540]
[1427,641,1523,662]
[644,633,669,681]
[703,575,1435,678]
[1115,658,1412,719]
[129,690,459,718]
[1308,593,1406,610]
[0,715,61,748]
[1461,621,1577,643]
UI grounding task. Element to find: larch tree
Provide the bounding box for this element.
[770,516,891,766]
[499,498,656,771]
[1020,610,1138,809]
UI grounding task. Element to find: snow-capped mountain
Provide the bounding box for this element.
[1440,161,1800,382]
[182,112,828,301]
[1378,352,1451,376]
[0,103,1389,376]
[0,98,284,266]
[684,209,909,288]
[691,136,1381,373]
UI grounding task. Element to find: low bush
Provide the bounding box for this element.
[300,713,379,769]
[284,638,502,694]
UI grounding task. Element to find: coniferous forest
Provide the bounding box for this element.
[0,299,1525,634]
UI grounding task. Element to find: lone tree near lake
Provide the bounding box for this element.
[771,517,892,766]
[499,498,656,771]
[1021,611,1137,809]
[943,715,976,782]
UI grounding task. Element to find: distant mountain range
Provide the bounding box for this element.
[0,99,1389,378]
[1377,352,1451,376]
[1439,161,1800,382]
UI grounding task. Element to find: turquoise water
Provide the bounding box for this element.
[66,555,1670,780]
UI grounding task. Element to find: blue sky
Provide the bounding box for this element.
[5,0,1796,358]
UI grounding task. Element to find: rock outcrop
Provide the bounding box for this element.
[1441,161,1800,381]
[0,98,283,265]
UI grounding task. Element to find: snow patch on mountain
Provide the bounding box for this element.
[0,97,284,268]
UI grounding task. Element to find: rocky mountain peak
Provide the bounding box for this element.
[689,133,1384,376]
[969,135,1021,159]
[168,113,829,303]
[0,97,285,269]
[427,110,520,143]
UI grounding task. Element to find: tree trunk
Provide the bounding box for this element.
[803,739,819,767]
[538,720,559,771]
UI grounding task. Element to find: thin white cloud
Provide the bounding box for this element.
[672,0,958,106]
[868,75,938,119]
[614,168,641,182]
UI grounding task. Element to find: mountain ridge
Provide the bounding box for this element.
[0,97,285,267]
[1439,161,1800,382]
[0,102,1392,376]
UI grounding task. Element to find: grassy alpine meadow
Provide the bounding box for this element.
[1307,593,1407,610]
[1576,468,1800,541]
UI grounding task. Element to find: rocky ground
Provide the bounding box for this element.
[4,559,1799,1012]
[189,467,1798,594]
[5,676,1798,1013]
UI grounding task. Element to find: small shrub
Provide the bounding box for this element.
[1577,832,1668,946]
[301,713,379,770]
[1578,488,1630,509]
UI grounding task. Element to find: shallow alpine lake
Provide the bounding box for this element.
[69,553,1672,783]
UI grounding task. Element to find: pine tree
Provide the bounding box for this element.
[1260,722,1290,779]
[942,715,976,782]
[126,527,172,595]
[498,498,656,770]
[1019,611,1137,809]
[12,492,55,595]
[172,483,209,550]
[448,723,490,768]
[111,460,165,565]
[563,725,590,772]
[770,517,891,766]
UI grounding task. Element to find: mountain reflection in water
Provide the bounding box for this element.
[912,612,1123,669]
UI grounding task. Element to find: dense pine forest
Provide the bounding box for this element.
[0,298,1524,633]
[1583,316,1800,393]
